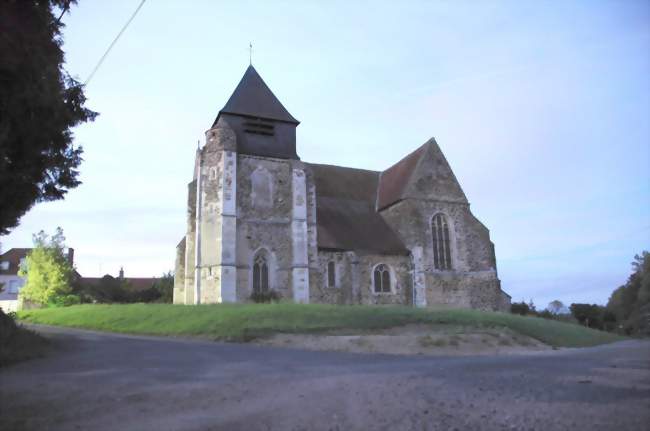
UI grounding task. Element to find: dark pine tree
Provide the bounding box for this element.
[0,0,97,235]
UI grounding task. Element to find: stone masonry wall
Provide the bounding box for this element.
[235,155,296,302]
[197,142,224,304]
[310,251,412,306]
[380,199,507,311]
[181,180,197,304]
[310,251,352,305]
[173,239,185,304]
[357,254,412,306]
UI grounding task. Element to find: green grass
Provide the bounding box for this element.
[17,303,625,348]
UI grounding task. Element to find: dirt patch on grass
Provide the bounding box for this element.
[253,324,551,356]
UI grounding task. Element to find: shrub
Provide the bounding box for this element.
[19,228,75,306]
[511,301,530,315]
[250,289,281,303]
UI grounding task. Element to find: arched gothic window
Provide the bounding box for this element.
[432,213,452,270]
[373,264,391,293]
[327,261,336,287]
[253,250,269,293]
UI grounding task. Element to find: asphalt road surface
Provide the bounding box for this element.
[1,325,649,431]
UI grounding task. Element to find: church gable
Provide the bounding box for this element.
[377,139,467,211]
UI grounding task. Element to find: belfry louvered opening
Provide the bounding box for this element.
[243,118,275,136]
[432,213,452,270]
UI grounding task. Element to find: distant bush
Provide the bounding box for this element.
[151,272,173,303]
[250,290,281,303]
[510,301,530,315]
[74,271,174,304]
[570,303,605,330]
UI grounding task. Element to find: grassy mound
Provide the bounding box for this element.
[18,303,624,348]
[1,309,49,367]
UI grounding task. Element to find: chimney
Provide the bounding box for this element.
[119,267,124,279]
[67,248,74,265]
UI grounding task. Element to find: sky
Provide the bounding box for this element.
[2,0,649,307]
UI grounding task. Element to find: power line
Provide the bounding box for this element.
[84,0,147,86]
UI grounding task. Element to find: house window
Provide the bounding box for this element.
[327,261,336,287]
[373,264,391,293]
[0,261,8,271]
[432,213,452,270]
[8,280,19,294]
[252,250,269,293]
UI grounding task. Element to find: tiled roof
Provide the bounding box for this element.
[308,163,409,255]
[376,144,428,211]
[0,248,30,275]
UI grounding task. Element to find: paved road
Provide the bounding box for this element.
[1,325,649,431]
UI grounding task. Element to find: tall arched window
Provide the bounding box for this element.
[373,264,391,293]
[253,250,269,293]
[432,213,452,270]
[327,261,336,287]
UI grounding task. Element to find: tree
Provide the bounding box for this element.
[548,300,566,315]
[0,0,97,235]
[18,227,77,306]
[152,271,174,303]
[569,303,604,330]
[606,251,650,334]
[511,301,530,315]
[79,275,129,304]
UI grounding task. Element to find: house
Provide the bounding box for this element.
[0,248,30,312]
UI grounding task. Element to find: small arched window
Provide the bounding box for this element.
[432,213,452,270]
[253,250,269,293]
[373,264,391,293]
[327,261,336,287]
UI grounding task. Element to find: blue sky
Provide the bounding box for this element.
[2,0,649,307]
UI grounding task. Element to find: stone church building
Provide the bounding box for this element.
[173,65,510,311]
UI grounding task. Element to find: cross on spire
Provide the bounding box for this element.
[249,42,253,65]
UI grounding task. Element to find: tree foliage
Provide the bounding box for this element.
[547,300,566,315]
[569,303,605,330]
[76,275,130,304]
[19,227,77,306]
[510,301,531,316]
[75,272,174,304]
[606,251,650,334]
[0,0,97,235]
[152,271,174,303]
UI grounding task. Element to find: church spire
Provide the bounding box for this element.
[214,65,299,126]
[211,65,300,160]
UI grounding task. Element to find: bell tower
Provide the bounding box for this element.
[212,65,300,160]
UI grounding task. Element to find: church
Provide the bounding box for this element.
[173,65,510,311]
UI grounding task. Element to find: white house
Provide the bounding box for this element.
[0,248,30,313]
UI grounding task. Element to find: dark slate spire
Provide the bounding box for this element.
[214,65,299,126]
